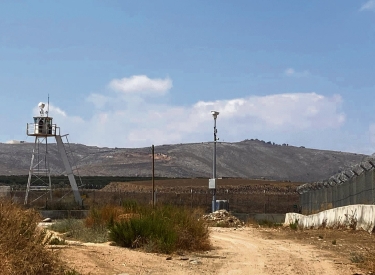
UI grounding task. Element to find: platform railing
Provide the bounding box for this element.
[26,123,60,136]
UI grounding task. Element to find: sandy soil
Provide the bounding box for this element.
[57,226,363,275]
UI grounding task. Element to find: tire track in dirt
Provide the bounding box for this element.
[210,227,360,275]
[59,227,362,275]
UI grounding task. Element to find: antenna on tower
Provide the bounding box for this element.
[46,94,49,117]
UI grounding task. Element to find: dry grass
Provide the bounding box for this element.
[50,219,109,243]
[259,225,375,274]
[0,199,76,275]
[85,204,124,228]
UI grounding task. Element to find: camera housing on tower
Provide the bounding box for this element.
[26,102,60,136]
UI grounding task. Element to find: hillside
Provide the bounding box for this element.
[0,139,368,182]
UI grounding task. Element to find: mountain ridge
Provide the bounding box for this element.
[0,139,368,183]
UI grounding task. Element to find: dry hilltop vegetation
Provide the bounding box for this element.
[0,139,368,182]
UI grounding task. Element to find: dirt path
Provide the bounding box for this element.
[59,227,362,275]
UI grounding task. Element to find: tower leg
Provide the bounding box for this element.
[55,135,82,206]
[24,137,37,205]
[24,136,52,205]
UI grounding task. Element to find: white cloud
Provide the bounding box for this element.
[284,68,295,76]
[109,75,172,95]
[284,68,310,77]
[360,0,375,11]
[187,93,344,131]
[86,93,112,109]
[45,74,346,149]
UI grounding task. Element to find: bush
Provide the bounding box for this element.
[109,203,211,254]
[0,200,74,274]
[289,219,299,230]
[110,214,177,253]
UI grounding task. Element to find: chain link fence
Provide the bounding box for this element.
[297,158,375,214]
[82,190,298,214]
[0,186,10,198]
[10,188,299,214]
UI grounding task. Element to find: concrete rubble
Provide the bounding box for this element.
[202,210,244,227]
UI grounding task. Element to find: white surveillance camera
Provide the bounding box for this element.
[38,102,45,109]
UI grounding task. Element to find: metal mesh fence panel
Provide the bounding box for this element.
[343,180,351,207]
[318,187,325,212]
[326,186,333,210]
[364,169,373,204]
[357,173,366,204]
[10,189,299,214]
[299,161,375,214]
[350,177,357,205]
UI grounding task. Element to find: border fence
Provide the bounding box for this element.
[297,158,375,215]
[0,186,10,198]
[10,188,299,214]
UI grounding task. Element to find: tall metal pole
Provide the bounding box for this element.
[152,144,155,207]
[212,117,217,212]
[211,111,219,212]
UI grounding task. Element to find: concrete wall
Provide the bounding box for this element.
[285,204,375,233]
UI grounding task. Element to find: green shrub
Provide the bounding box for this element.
[110,215,177,253]
[289,219,299,230]
[109,203,210,254]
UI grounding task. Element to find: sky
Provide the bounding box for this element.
[0,1,375,154]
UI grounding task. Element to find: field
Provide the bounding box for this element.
[12,178,301,213]
[87,178,301,213]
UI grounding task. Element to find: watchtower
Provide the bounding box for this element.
[24,102,82,206]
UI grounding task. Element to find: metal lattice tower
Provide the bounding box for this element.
[24,102,82,206]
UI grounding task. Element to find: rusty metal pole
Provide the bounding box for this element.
[152,144,155,207]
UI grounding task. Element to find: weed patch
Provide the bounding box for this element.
[0,200,75,274]
[289,219,299,230]
[257,219,283,228]
[50,219,108,243]
[109,203,211,254]
[350,252,365,263]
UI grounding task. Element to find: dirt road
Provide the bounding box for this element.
[59,227,361,275]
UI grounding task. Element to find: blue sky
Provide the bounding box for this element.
[1,0,375,154]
